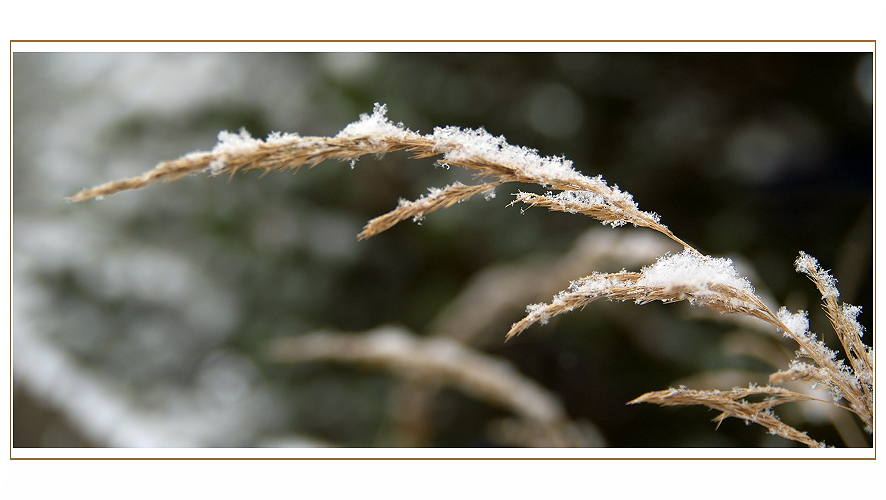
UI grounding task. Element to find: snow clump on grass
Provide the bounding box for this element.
[637,249,754,296]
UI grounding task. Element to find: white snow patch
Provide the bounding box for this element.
[209,128,262,173]
[777,307,810,338]
[335,103,413,140]
[428,125,590,186]
[637,249,754,294]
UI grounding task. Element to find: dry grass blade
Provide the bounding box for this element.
[66,134,430,202]
[266,327,564,425]
[507,250,770,340]
[769,363,829,385]
[358,181,503,240]
[511,191,693,250]
[266,327,594,446]
[628,386,828,447]
[791,252,873,431]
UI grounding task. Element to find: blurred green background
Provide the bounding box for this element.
[12,51,872,448]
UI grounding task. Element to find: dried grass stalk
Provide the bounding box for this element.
[359,181,502,240]
[69,104,690,248]
[628,386,829,448]
[517,248,872,446]
[505,268,772,340]
[67,134,426,201]
[70,104,872,447]
[266,327,591,447]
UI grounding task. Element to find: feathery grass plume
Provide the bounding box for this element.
[785,252,873,431]
[69,104,690,247]
[518,247,874,445]
[70,104,872,447]
[358,181,503,240]
[628,386,829,448]
[506,249,769,340]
